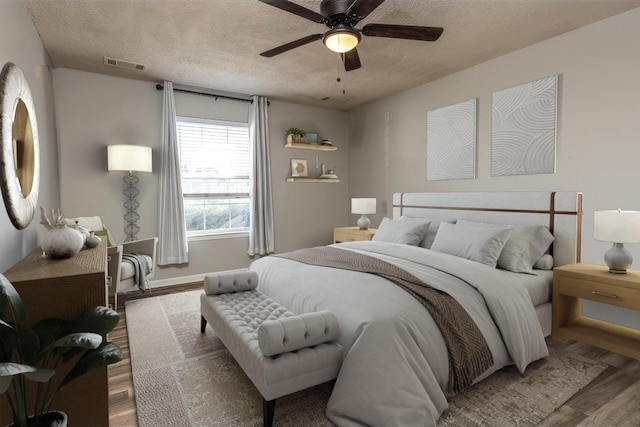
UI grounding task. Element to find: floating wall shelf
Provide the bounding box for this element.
[284,143,337,152]
[286,178,340,183]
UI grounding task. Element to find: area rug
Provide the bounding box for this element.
[126,290,607,427]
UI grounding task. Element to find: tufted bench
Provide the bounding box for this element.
[200,271,343,427]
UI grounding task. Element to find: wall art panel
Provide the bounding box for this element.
[491,75,558,176]
[426,98,476,181]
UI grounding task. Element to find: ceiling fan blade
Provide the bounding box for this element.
[341,48,362,72]
[347,0,386,21]
[260,34,323,57]
[362,24,443,41]
[257,0,326,23]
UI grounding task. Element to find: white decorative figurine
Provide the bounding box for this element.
[39,207,84,258]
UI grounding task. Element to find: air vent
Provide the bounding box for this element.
[103,56,146,71]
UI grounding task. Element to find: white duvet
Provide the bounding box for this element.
[250,241,548,427]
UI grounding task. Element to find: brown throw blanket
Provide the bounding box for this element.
[275,246,493,393]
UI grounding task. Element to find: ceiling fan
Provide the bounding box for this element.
[258,0,443,72]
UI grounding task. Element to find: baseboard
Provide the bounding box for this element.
[148,268,248,289]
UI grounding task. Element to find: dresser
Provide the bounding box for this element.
[1,241,110,426]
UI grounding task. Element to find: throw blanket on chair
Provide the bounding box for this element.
[122,253,151,291]
[275,246,493,393]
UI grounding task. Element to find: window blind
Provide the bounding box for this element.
[176,118,250,235]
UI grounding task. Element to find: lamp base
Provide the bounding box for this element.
[123,171,141,242]
[357,214,370,230]
[604,242,632,274]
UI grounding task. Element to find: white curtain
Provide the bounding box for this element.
[157,81,189,265]
[248,96,275,256]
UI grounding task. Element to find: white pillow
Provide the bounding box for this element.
[456,220,554,274]
[373,217,431,246]
[431,222,512,267]
[401,217,457,249]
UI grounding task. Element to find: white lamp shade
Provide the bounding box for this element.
[107,145,152,173]
[324,31,359,53]
[351,198,376,215]
[594,210,640,243]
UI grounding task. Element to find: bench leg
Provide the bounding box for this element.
[200,316,207,333]
[263,398,275,427]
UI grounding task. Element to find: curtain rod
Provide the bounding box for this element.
[155,84,269,105]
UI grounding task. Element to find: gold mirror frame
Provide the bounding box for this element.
[0,62,40,230]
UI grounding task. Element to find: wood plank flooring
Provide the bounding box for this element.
[108,286,640,426]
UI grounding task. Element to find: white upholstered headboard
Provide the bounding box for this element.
[392,191,583,267]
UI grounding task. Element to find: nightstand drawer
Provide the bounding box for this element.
[559,277,640,311]
[333,227,376,244]
[338,232,368,242]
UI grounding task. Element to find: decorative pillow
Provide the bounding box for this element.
[372,217,431,246]
[65,216,115,245]
[401,216,457,249]
[456,220,554,274]
[533,254,554,270]
[430,222,512,267]
[423,220,457,250]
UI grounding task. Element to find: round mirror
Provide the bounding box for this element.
[0,62,40,229]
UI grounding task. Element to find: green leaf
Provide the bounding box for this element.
[52,333,102,350]
[0,362,36,377]
[71,306,120,335]
[0,375,11,393]
[0,274,26,323]
[23,367,55,383]
[61,347,84,363]
[59,342,122,390]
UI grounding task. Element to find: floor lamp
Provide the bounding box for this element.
[107,144,152,241]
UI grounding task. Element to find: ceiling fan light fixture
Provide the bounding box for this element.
[323,25,360,53]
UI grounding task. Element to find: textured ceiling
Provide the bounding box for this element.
[27,0,640,110]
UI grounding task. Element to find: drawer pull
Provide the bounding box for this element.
[591,290,618,299]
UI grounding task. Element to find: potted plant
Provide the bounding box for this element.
[285,128,307,144]
[0,273,122,427]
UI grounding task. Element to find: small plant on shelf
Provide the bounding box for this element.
[285,128,307,144]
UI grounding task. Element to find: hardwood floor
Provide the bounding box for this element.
[108,286,640,427]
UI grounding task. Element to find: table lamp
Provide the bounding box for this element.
[351,198,376,230]
[594,209,640,273]
[108,144,152,241]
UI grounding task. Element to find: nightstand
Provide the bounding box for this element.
[333,227,377,244]
[552,263,640,360]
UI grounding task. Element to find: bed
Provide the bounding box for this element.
[250,191,583,427]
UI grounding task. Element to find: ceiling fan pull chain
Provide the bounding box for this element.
[336,62,346,95]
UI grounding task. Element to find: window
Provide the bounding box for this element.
[176,117,251,237]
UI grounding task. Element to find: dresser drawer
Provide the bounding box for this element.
[559,276,640,311]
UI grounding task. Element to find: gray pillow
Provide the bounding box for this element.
[533,254,554,270]
[456,220,554,274]
[373,217,431,246]
[431,222,512,267]
[400,217,457,249]
[422,220,457,249]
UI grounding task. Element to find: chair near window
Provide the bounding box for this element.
[66,216,157,309]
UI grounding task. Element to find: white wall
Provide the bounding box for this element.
[0,3,60,272]
[348,8,640,327]
[53,69,350,282]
